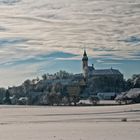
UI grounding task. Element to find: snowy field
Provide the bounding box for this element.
[0,104,140,140]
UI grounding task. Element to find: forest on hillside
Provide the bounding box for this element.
[0,71,140,105]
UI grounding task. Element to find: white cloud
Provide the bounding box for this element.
[0,0,140,86]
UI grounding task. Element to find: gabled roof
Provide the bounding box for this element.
[73,73,84,80]
[92,69,122,75]
[88,66,94,72]
[126,88,140,98]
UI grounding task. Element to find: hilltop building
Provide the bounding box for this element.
[81,50,124,98]
[82,50,123,80]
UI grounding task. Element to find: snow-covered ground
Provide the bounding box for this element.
[0,104,140,140]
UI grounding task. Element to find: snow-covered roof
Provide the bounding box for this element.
[126,88,140,98]
[115,88,140,100]
[92,69,122,75]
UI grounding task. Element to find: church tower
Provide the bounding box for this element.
[82,50,88,78]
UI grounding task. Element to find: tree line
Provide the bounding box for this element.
[0,71,140,106]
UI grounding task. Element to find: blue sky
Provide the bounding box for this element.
[0,0,140,87]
